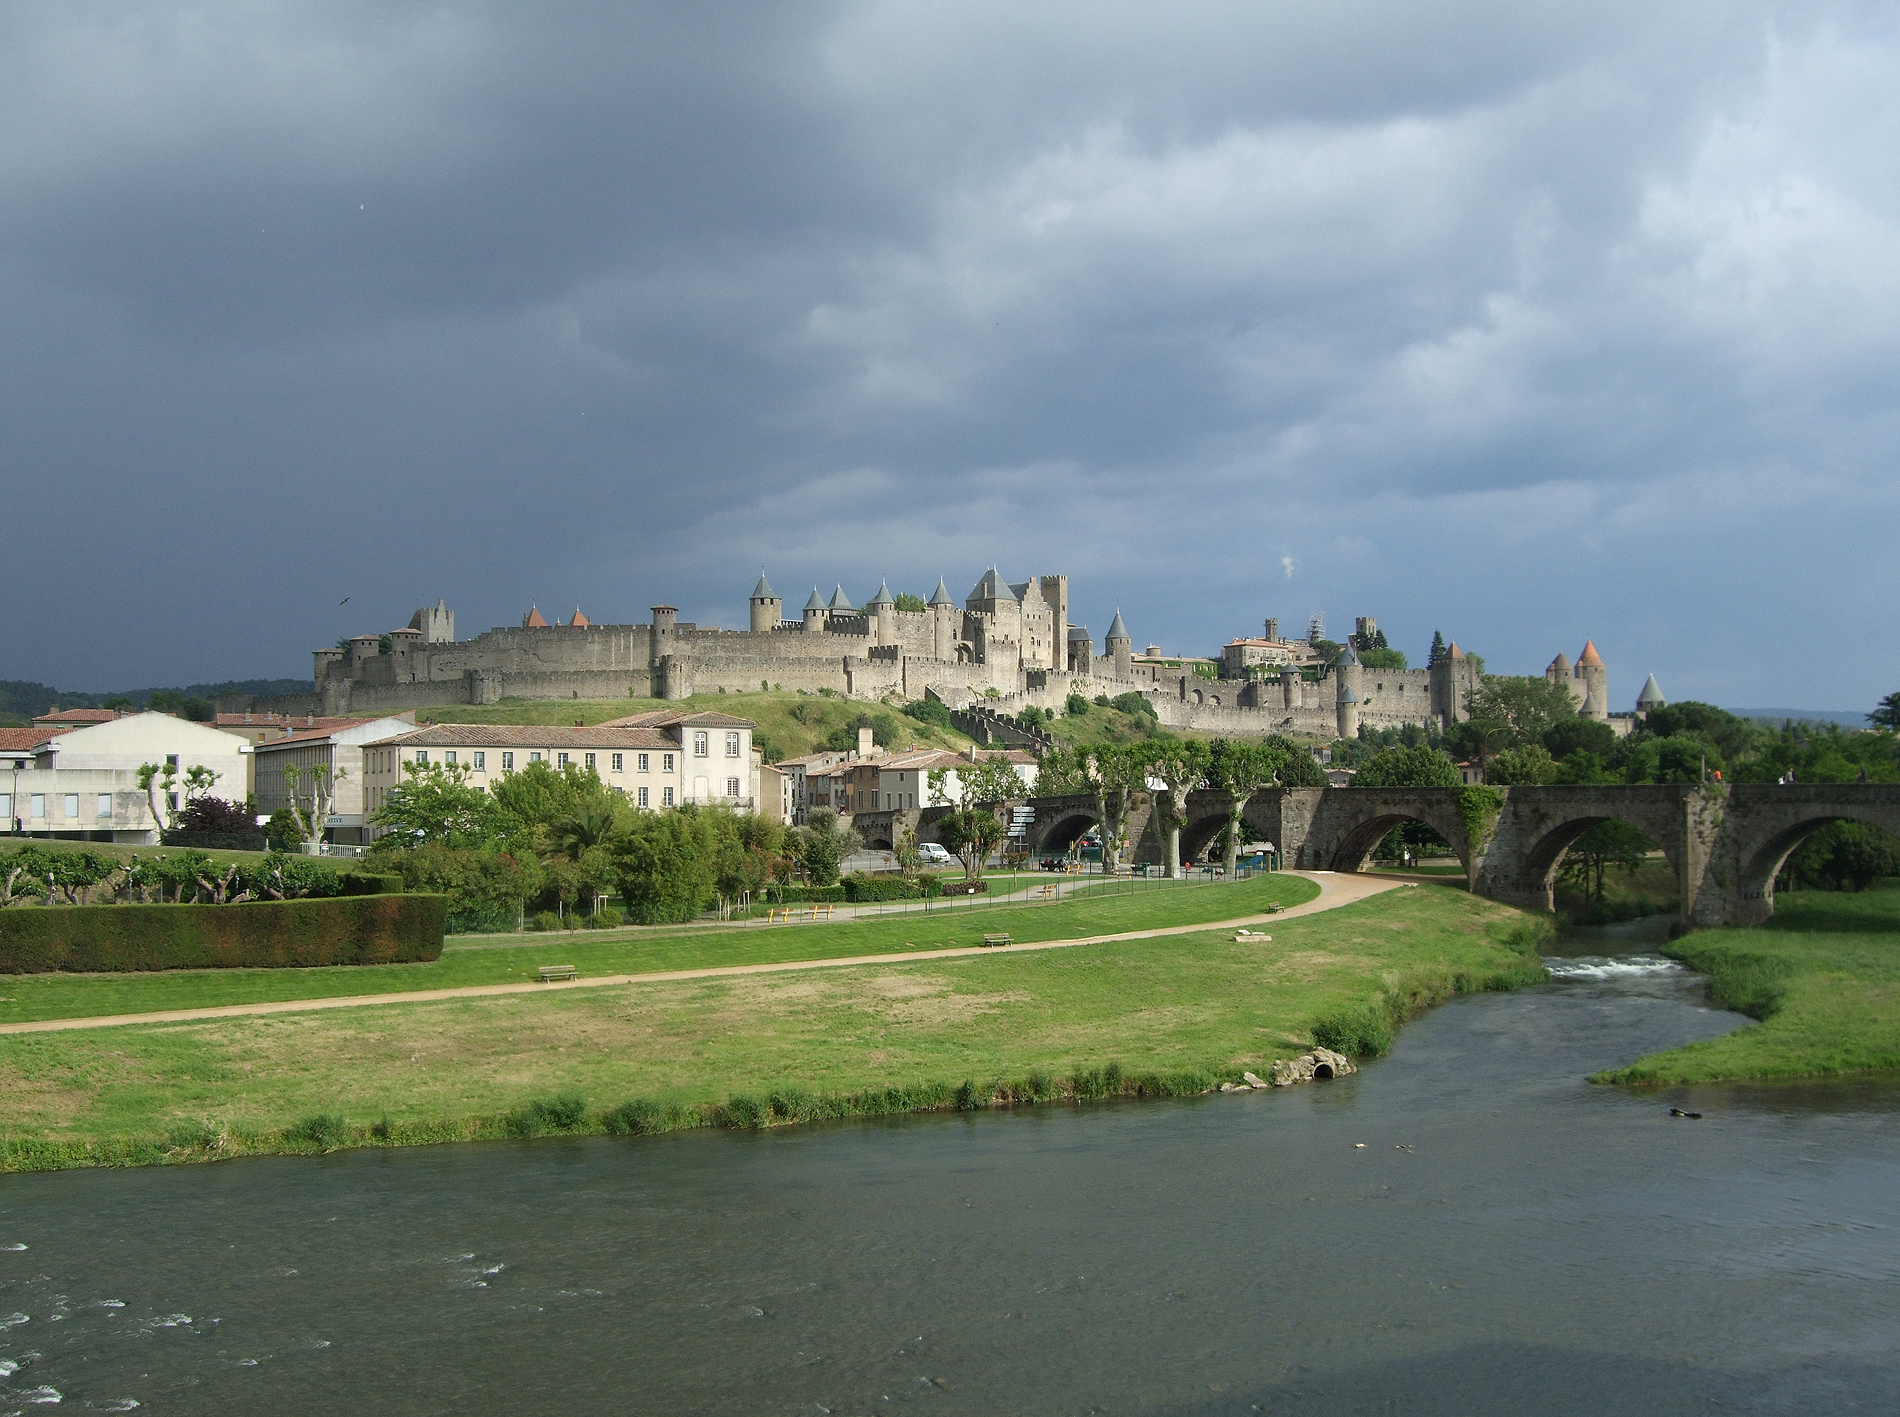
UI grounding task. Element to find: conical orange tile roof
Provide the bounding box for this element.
[1577,640,1604,668]
[524,605,549,628]
[569,606,590,628]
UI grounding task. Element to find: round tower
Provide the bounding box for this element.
[649,605,677,664]
[1337,683,1360,740]
[1636,673,1666,717]
[1334,637,1363,716]
[1576,641,1608,721]
[866,578,896,645]
[1282,666,1303,711]
[928,577,957,659]
[1067,625,1092,675]
[749,571,782,633]
[1106,608,1132,680]
[802,587,827,634]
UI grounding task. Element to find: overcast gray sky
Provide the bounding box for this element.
[6,2,1896,710]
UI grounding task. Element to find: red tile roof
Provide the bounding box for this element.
[1576,640,1605,668]
[523,605,550,628]
[0,728,60,752]
[567,607,591,628]
[374,724,677,749]
[32,708,120,724]
[600,709,755,729]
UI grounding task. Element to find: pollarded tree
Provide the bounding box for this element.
[1147,738,1212,878]
[1205,738,1291,877]
[282,762,347,853]
[136,761,222,835]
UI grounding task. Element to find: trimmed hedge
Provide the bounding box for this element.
[766,885,846,904]
[842,874,948,902]
[338,873,405,896]
[0,894,448,973]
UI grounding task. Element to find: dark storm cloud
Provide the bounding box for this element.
[4,2,1897,709]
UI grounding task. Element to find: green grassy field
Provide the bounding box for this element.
[0,881,1544,1170]
[0,873,1319,1024]
[1599,884,1900,1085]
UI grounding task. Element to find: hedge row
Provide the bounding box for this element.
[0,894,448,973]
[766,885,847,904]
[841,874,951,902]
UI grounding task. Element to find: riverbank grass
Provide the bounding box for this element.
[1598,884,1900,1085]
[0,884,1545,1171]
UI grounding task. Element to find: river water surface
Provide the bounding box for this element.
[1,947,1896,1415]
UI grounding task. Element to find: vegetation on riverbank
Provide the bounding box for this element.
[0,882,1546,1172]
[1597,883,1900,1085]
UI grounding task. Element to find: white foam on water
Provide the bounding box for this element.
[92,1302,124,1310]
[1543,954,1687,981]
[0,1245,26,1253]
[0,1359,17,1377]
[0,1315,28,1330]
[150,1315,190,1329]
[89,1401,139,1412]
[19,1385,60,1404]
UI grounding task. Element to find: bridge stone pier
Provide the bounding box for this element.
[854,783,1900,927]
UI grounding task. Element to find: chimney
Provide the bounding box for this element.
[857,725,875,758]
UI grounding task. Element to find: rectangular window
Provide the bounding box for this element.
[417,750,431,766]
[637,787,649,807]
[98,794,113,819]
[558,752,569,768]
[663,753,674,771]
[638,753,649,772]
[0,795,10,818]
[445,750,457,766]
[64,794,80,820]
[165,754,178,769]
[694,731,709,757]
[31,794,46,819]
[727,777,741,798]
[584,753,595,770]
[611,753,623,772]
[530,751,543,763]
[473,752,485,771]
[662,787,675,806]
[726,732,741,757]
[502,752,514,771]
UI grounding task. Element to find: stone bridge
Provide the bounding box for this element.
[846,783,1900,926]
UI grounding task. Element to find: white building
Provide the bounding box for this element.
[1,712,251,843]
[251,713,419,846]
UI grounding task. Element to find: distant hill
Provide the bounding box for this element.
[0,678,313,725]
[1728,707,1869,728]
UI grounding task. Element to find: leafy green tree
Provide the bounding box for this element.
[1780,821,1900,892]
[892,592,927,613]
[1352,746,1460,788]
[1108,691,1158,722]
[371,761,512,848]
[1359,647,1408,670]
[792,807,859,887]
[1147,739,1212,878]
[939,806,1005,881]
[1639,702,1759,765]
[372,842,542,930]
[902,698,956,731]
[1542,717,1619,762]
[1484,743,1558,786]
[1558,821,1652,903]
[1552,750,1615,785]
[1065,692,1091,718]
[613,806,725,923]
[1205,738,1292,876]
[489,760,615,834]
[824,712,902,753]
[1465,676,1579,749]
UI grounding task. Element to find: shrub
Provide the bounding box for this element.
[338,873,404,896]
[506,1094,589,1137]
[163,793,266,851]
[288,1114,349,1150]
[1311,999,1398,1058]
[0,894,448,973]
[372,843,541,932]
[765,885,846,904]
[902,698,956,731]
[587,906,625,928]
[1065,693,1091,717]
[531,910,563,932]
[1109,692,1156,720]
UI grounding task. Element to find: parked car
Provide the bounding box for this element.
[916,842,956,865]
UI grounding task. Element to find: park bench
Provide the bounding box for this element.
[766,907,793,923]
[981,932,1013,948]
[808,903,835,921]
[538,965,578,983]
[1038,884,1059,900]
[1264,901,1283,914]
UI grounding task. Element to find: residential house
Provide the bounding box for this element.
[31,707,123,732]
[251,714,423,846]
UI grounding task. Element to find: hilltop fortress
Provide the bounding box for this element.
[272,569,1643,742]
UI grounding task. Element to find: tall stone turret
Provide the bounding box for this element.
[1334,638,1363,721]
[802,587,827,634]
[1282,666,1303,711]
[1337,682,1360,740]
[1105,608,1132,680]
[749,571,782,633]
[1576,641,1608,722]
[827,585,856,625]
[1067,625,1093,675]
[929,578,957,659]
[1429,641,1471,728]
[650,604,684,699]
[866,578,896,644]
[649,605,677,663]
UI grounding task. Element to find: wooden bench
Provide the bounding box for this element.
[981,932,1013,948]
[537,965,578,983]
[1039,884,1059,900]
[808,903,835,921]
[1264,901,1283,914]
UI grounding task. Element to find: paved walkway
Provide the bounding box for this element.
[0,872,1410,1037]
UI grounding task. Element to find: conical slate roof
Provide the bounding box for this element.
[1637,674,1666,707]
[1577,640,1605,669]
[1106,608,1130,641]
[751,571,776,600]
[828,585,856,612]
[803,587,827,612]
[928,577,954,607]
[1338,684,1359,704]
[865,579,894,608]
[968,567,1010,602]
[1548,652,1573,677]
[1336,640,1358,667]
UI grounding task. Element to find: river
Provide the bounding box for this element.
[0,942,1895,1415]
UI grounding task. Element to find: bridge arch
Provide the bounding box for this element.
[1297,788,1472,876]
[1731,792,1900,922]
